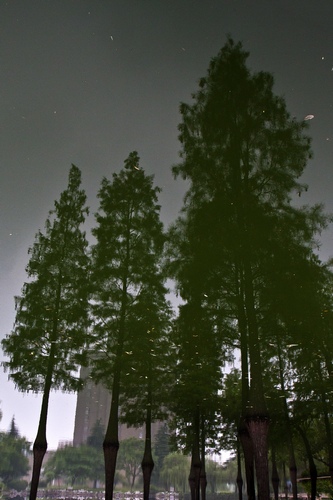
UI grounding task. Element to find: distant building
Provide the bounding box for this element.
[73,366,161,446]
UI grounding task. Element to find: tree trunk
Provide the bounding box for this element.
[189,409,201,500]
[247,416,270,500]
[296,425,317,500]
[271,446,280,500]
[200,416,207,500]
[236,275,255,500]
[30,386,50,500]
[243,258,270,500]
[317,362,333,484]
[276,342,298,500]
[104,267,128,500]
[142,402,154,500]
[238,420,255,500]
[103,364,121,500]
[189,463,196,500]
[236,438,243,500]
[30,287,60,500]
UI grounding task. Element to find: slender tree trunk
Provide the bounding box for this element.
[247,416,270,500]
[200,416,207,500]
[236,272,255,500]
[142,391,154,500]
[30,366,52,500]
[103,364,121,500]
[236,438,243,500]
[189,463,196,500]
[317,361,333,484]
[30,274,62,500]
[243,260,270,500]
[104,256,129,500]
[189,409,201,500]
[238,420,255,500]
[271,446,280,500]
[276,343,298,500]
[296,425,317,500]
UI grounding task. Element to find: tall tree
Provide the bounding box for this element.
[0,423,30,489]
[44,445,104,488]
[90,151,167,500]
[116,438,144,491]
[171,37,325,499]
[2,165,90,500]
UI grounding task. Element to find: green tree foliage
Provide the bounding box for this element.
[8,417,19,438]
[90,151,168,500]
[170,37,327,499]
[44,445,104,487]
[1,165,90,500]
[0,424,30,489]
[87,419,105,450]
[153,424,171,484]
[160,453,190,493]
[116,438,144,491]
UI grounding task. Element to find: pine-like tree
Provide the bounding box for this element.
[2,165,90,500]
[171,37,326,499]
[90,151,168,500]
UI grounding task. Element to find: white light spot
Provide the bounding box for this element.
[304,114,314,121]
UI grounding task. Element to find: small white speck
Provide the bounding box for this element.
[110,35,113,40]
[322,56,325,60]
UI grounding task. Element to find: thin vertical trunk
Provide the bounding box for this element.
[317,361,333,484]
[142,377,154,500]
[236,268,255,500]
[30,272,63,500]
[276,343,298,500]
[29,354,53,500]
[271,446,280,500]
[103,365,121,500]
[189,409,201,500]
[296,425,317,500]
[200,415,207,500]
[236,438,243,500]
[243,259,270,500]
[238,420,255,500]
[247,417,270,500]
[104,229,130,500]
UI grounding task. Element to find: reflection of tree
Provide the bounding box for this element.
[0,420,30,489]
[170,36,327,499]
[90,151,168,500]
[116,438,144,491]
[2,165,90,500]
[153,424,171,486]
[160,453,190,493]
[87,419,105,450]
[44,445,104,488]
